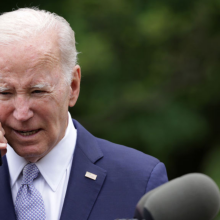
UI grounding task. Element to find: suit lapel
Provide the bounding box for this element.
[60,120,107,220]
[0,156,17,219]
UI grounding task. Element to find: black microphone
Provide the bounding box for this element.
[134,173,220,220]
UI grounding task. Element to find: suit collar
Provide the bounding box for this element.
[72,119,104,163]
[0,156,17,219]
[60,119,106,220]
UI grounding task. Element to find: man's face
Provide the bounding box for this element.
[0,33,80,162]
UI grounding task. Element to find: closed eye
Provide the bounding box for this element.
[0,92,11,95]
[32,90,45,94]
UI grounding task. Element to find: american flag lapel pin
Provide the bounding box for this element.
[85,171,97,180]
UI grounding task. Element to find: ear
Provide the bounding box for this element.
[69,65,81,107]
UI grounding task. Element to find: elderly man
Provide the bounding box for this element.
[0,8,168,220]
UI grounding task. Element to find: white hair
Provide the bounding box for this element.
[0,8,78,84]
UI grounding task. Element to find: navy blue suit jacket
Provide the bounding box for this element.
[0,119,168,220]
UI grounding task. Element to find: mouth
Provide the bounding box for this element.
[15,129,41,136]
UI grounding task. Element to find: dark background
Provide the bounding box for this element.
[2,0,220,218]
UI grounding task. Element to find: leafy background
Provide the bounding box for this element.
[2,0,220,218]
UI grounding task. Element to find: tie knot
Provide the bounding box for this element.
[22,163,39,185]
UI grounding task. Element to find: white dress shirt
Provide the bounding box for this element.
[6,112,77,220]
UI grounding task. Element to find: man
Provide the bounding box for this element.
[0,8,168,220]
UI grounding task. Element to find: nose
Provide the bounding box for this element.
[13,95,34,121]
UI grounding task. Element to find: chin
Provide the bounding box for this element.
[14,147,47,162]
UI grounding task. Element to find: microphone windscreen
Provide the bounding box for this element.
[135,173,220,220]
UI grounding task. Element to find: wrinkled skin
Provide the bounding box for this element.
[0,32,81,162]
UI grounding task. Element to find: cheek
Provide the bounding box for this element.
[31,94,59,115]
[49,91,70,114]
[32,100,62,126]
[0,102,12,123]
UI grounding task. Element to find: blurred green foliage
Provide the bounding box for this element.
[2,0,220,218]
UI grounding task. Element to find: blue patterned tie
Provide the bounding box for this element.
[15,163,46,220]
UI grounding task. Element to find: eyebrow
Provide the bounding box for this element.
[0,86,9,92]
[31,84,49,89]
[31,83,54,90]
[0,84,54,92]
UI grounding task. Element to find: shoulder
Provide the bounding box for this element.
[95,137,168,191]
[96,137,160,171]
[73,119,168,193]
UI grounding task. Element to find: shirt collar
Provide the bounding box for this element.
[7,112,77,192]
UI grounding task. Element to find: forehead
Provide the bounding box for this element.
[0,32,60,72]
[0,34,63,88]
[0,32,62,85]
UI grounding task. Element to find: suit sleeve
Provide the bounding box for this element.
[146,162,168,193]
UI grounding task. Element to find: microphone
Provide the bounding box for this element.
[134,173,220,220]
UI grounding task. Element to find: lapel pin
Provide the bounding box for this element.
[85,171,97,180]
